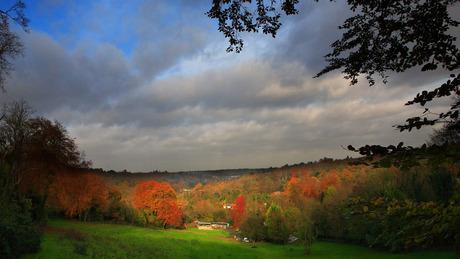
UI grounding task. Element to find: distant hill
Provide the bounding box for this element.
[92,156,357,188]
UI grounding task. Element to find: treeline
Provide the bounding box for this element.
[95,168,273,190]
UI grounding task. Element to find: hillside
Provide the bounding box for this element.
[93,156,356,188]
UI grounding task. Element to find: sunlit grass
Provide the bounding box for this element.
[24,219,456,258]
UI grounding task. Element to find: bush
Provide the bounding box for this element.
[427,167,456,202]
[344,197,459,252]
[0,202,42,258]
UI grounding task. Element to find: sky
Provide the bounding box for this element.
[1,0,456,172]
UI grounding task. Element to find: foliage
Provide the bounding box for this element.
[208,0,459,87]
[52,170,108,221]
[208,0,460,169]
[0,198,41,258]
[344,197,459,252]
[316,0,459,84]
[430,108,460,145]
[106,186,123,220]
[206,0,300,53]
[426,167,457,202]
[1,100,93,224]
[266,203,289,244]
[347,142,460,173]
[229,195,246,229]
[296,216,315,255]
[240,206,267,241]
[133,180,183,228]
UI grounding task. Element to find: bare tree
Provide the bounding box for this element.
[0,0,29,92]
[0,99,34,185]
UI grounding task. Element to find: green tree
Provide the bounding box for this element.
[296,216,315,255]
[240,207,267,241]
[265,203,289,244]
[106,187,123,220]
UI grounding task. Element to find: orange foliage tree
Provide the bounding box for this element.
[229,195,246,229]
[52,170,107,221]
[133,180,183,228]
[301,176,321,199]
[319,169,340,192]
[285,177,303,205]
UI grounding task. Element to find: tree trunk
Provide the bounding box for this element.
[84,210,89,222]
[304,237,311,255]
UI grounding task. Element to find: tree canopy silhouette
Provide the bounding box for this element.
[0,0,29,91]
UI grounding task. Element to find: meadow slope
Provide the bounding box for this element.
[25,219,456,259]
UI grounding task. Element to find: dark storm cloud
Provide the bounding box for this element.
[0,31,139,115]
[271,1,353,73]
[131,0,213,82]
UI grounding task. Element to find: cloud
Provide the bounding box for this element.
[1,1,445,172]
[1,30,139,115]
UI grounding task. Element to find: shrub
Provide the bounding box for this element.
[73,242,88,255]
[344,197,459,252]
[0,198,42,258]
[0,208,41,258]
[427,167,456,202]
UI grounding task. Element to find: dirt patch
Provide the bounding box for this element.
[40,226,67,233]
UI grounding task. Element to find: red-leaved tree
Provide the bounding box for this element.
[229,195,246,229]
[133,180,183,228]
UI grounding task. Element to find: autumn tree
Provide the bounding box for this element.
[0,99,90,256]
[20,116,90,221]
[52,170,108,222]
[133,180,183,228]
[229,195,246,229]
[302,176,320,199]
[285,177,302,206]
[191,199,215,221]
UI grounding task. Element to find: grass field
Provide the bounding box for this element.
[24,219,456,259]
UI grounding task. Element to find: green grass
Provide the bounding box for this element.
[24,219,456,258]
